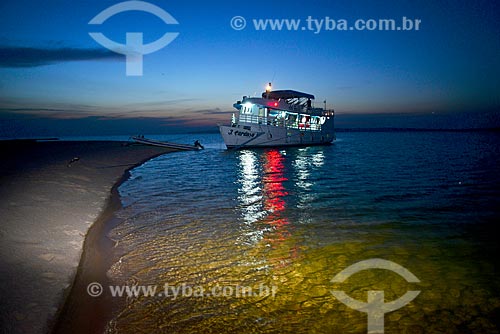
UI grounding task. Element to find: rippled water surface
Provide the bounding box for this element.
[106,131,500,333]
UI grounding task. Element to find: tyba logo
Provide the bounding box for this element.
[331,258,420,334]
[89,1,179,76]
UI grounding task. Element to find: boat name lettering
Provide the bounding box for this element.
[227,129,256,137]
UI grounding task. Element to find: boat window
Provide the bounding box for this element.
[269,110,279,117]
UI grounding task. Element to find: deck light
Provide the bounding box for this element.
[266,82,272,92]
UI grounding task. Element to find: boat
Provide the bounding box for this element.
[131,136,204,151]
[219,83,335,149]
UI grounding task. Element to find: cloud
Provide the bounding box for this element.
[0,111,218,138]
[0,45,121,68]
[0,103,230,129]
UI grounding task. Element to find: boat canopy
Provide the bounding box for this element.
[263,90,315,100]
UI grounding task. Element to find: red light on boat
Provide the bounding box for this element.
[273,102,278,107]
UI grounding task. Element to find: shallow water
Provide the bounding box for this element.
[106,131,500,333]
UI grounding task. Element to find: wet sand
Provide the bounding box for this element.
[0,140,176,333]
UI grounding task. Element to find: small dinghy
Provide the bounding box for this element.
[131,136,204,151]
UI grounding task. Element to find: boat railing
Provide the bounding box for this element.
[238,114,322,131]
[238,114,268,125]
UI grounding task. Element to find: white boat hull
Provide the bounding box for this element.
[219,124,334,149]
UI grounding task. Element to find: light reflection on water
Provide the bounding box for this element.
[106,132,500,333]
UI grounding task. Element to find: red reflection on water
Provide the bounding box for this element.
[261,150,298,266]
[262,149,288,216]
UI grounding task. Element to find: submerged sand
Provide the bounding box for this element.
[0,140,175,333]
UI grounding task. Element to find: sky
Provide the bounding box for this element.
[1,0,499,137]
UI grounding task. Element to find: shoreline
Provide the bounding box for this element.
[52,165,135,334]
[0,140,177,334]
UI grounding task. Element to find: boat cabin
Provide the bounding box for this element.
[233,90,330,132]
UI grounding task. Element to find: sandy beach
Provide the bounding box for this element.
[0,140,176,334]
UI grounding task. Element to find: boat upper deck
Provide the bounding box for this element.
[229,85,334,132]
